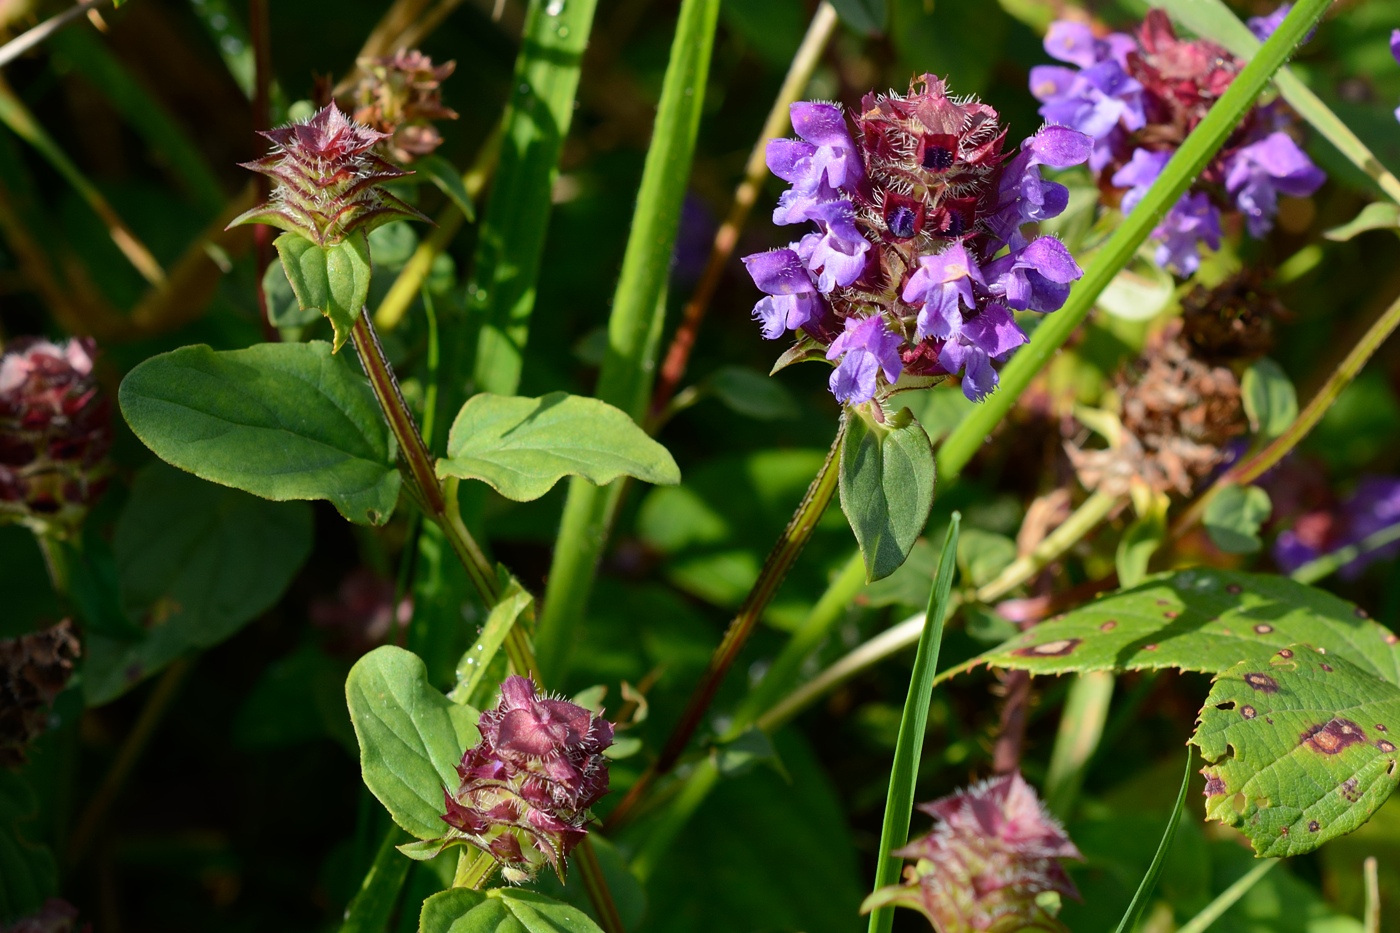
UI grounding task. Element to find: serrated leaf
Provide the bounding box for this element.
[973,569,1400,683]
[831,0,886,34]
[1324,202,1400,242]
[84,463,313,704]
[1192,647,1400,857]
[437,393,679,502]
[1205,485,1271,554]
[839,409,935,582]
[274,232,371,351]
[119,341,401,525]
[1242,359,1297,440]
[346,646,480,840]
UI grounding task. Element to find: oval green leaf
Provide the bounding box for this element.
[274,232,371,351]
[972,569,1400,684]
[119,341,401,525]
[437,392,680,502]
[1193,647,1400,857]
[346,646,480,840]
[1204,484,1271,555]
[838,409,935,582]
[1242,358,1298,440]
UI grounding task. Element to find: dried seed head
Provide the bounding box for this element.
[0,620,80,768]
[1178,267,1285,364]
[229,103,430,246]
[442,676,613,883]
[0,337,111,538]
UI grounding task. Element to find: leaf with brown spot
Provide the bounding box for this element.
[1191,646,1400,857]
[966,569,1400,683]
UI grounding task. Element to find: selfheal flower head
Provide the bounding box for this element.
[351,50,458,163]
[230,103,430,246]
[0,337,111,538]
[442,676,613,883]
[744,75,1091,404]
[862,772,1081,933]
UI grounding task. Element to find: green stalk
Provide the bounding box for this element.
[935,0,1333,482]
[867,517,960,933]
[1043,671,1115,819]
[467,0,599,395]
[536,0,722,683]
[1174,859,1278,933]
[454,848,499,890]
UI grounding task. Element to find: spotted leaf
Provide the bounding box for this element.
[968,569,1400,683]
[1192,646,1400,857]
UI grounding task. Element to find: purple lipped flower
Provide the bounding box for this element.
[1223,132,1325,237]
[796,200,871,292]
[1393,31,1400,122]
[743,249,820,339]
[442,676,613,883]
[766,101,863,224]
[987,125,1095,242]
[985,236,1082,313]
[1248,4,1290,41]
[1153,192,1222,275]
[826,315,903,405]
[938,303,1028,401]
[902,244,983,342]
[1111,147,1171,214]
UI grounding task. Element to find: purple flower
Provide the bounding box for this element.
[987,125,1094,242]
[1390,30,1399,122]
[1247,4,1290,41]
[985,236,1082,313]
[938,303,1028,401]
[795,200,870,292]
[1111,147,1171,214]
[863,773,1081,932]
[442,676,613,883]
[766,101,863,224]
[743,249,820,339]
[1224,132,1325,237]
[902,244,983,341]
[826,315,903,405]
[1153,192,1223,275]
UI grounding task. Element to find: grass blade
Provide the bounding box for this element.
[1113,747,1194,933]
[336,824,412,933]
[1175,858,1279,933]
[536,0,722,683]
[866,516,961,933]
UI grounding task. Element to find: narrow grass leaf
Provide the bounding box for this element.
[1113,748,1194,933]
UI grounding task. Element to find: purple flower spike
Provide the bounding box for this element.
[1224,132,1325,237]
[442,676,613,883]
[903,245,984,341]
[826,316,903,405]
[940,303,1027,401]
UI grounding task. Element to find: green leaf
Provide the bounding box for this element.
[1205,484,1271,555]
[415,154,477,223]
[337,825,413,933]
[839,409,935,582]
[1192,647,1400,857]
[448,578,533,705]
[437,393,680,502]
[346,646,480,840]
[84,463,312,704]
[973,569,1400,683]
[1242,359,1298,440]
[263,258,321,328]
[274,232,372,351]
[421,890,603,933]
[868,517,960,933]
[119,341,402,525]
[830,0,886,33]
[1113,749,1194,933]
[705,366,799,421]
[0,771,56,923]
[1325,202,1400,242]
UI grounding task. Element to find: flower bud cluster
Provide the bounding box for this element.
[744,76,1092,405]
[441,676,613,883]
[350,50,458,164]
[1030,9,1325,275]
[0,337,111,538]
[865,772,1081,932]
[230,103,429,247]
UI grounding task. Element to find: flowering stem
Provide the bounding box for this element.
[350,312,499,606]
[647,0,839,420]
[1174,286,1400,537]
[453,847,499,890]
[606,420,845,830]
[935,0,1332,483]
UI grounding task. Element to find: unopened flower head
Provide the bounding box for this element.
[0,337,111,537]
[863,772,1081,932]
[744,76,1092,405]
[441,675,613,883]
[1031,8,1324,274]
[351,50,458,163]
[229,103,430,246]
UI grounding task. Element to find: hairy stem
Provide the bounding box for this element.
[607,421,845,830]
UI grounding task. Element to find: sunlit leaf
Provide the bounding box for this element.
[839,409,936,582]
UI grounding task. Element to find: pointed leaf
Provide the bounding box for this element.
[346,646,480,840]
[448,578,533,706]
[275,232,372,351]
[420,890,604,933]
[495,890,608,933]
[839,409,936,582]
[973,569,1400,683]
[1325,202,1400,242]
[1192,647,1400,857]
[1241,359,1297,440]
[437,393,680,502]
[119,341,401,525]
[1204,485,1271,555]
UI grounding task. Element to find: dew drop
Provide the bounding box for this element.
[545,0,565,15]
